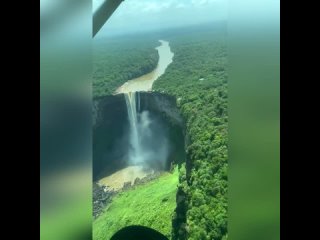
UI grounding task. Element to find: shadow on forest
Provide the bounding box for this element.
[110,225,168,240]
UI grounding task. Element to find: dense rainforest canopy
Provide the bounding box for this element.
[154,24,228,240]
[93,22,228,240]
[93,36,159,97]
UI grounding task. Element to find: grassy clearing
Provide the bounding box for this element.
[93,168,179,240]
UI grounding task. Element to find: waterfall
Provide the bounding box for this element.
[124,92,141,165]
[124,91,169,169]
[124,92,138,128]
[137,92,141,113]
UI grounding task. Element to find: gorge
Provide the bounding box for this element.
[93,40,184,190]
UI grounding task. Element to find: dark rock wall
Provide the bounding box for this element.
[93,92,186,181]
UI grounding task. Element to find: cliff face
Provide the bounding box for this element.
[139,92,184,129]
[93,94,129,181]
[93,92,186,181]
[93,92,184,129]
[93,94,127,130]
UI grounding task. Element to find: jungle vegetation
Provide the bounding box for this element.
[93,36,159,97]
[93,168,179,240]
[93,22,228,240]
[154,23,228,240]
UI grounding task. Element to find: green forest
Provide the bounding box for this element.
[93,23,228,240]
[154,25,228,240]
[93,36,159,97]
[94,169,179,240]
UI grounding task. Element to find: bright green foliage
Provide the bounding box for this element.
[93,168,179,240]
[153,24,228,240]
[93,23,228,240]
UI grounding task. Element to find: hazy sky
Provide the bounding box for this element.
[93,0,227,37]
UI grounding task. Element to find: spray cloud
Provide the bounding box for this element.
[124,92,169,170]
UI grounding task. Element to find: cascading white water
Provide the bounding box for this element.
[137,91,141,113]
[118,40,173,168]
[124,91,169,168]
[124,92,142,165]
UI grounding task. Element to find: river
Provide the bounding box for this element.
[98,40,173,190]
[115,40,174,94]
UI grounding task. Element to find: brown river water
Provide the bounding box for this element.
[115,40,174,94]
[98,40,174,190]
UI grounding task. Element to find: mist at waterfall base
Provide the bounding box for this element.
[124,92,169,171]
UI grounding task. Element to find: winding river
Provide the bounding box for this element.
[98,40,174,190]
[115,40,174,94]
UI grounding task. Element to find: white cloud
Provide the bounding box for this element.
[95,0,227,37]
[176,3,187,9]
[92,0,104,12]
[111,0,225,15]
[191,0,219,7]
[141,2,173,13]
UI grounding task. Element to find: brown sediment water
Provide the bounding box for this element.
[98,166,154,191]
[115,40,174,94]
[101,40,173,191]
